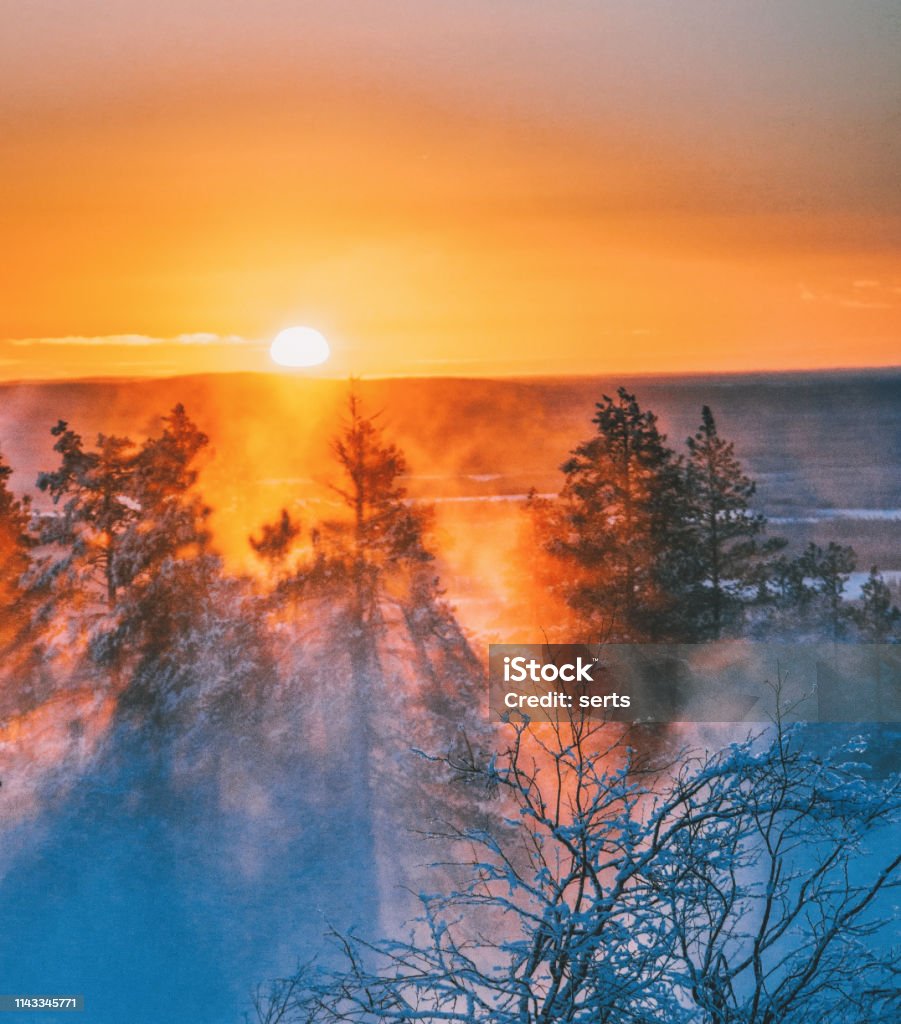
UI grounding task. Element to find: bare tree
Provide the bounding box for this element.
[253,705,900,1023]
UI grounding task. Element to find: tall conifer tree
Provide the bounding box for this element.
[531,388,689,640]
[854,567,901,642]
[34,406,217,690]
[683,405,776,637]
[798,541,857,641]
[253,392,484,923]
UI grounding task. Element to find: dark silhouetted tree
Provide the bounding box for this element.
[746,548,813,638]
[530,388,690,640]
[799,541,857,640]
[684,406,783,638]
[854,567,901,642]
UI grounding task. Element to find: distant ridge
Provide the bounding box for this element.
[1,363,899,389]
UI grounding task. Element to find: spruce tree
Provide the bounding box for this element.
[34,405,216,686]
[103,405,257,730]
[684,405,775,638]
[37,424,137,610]
[854,567,900,642]
[798,541,857,640]
[530,387,689,640]
[120,403,212,604]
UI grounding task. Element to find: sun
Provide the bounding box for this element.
[269,326,331,368]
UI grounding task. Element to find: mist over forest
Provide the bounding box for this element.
[0,368,899,1023]
[3,369,899,638]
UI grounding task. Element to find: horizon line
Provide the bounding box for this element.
[1,362,900,388]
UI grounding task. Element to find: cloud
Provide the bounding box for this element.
[7,333,254,347]
[797,282,893,311]
[173,333,250,346]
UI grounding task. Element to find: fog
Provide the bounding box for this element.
[0,368,898,1022]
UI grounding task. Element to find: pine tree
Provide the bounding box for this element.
[253,392,485,923]
[103,405,227,716]
[255,394,446,678]
[799,541,857,640]
[530,388,689,640]
[36,423,138,611]
[760,551,815,609]
[683,406,778,637]
[34,405,215,681]
[329,394,433,676]
[119,403,212,601]
[854,566,901,642]
[329,392,483,735]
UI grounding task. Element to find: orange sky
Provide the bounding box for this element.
[1,2,899,379]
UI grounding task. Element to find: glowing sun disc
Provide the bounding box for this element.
[270,326,330,367]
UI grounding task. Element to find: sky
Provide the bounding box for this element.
[1,1,900,379]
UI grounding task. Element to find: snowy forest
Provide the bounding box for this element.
[0,375,899,1023]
